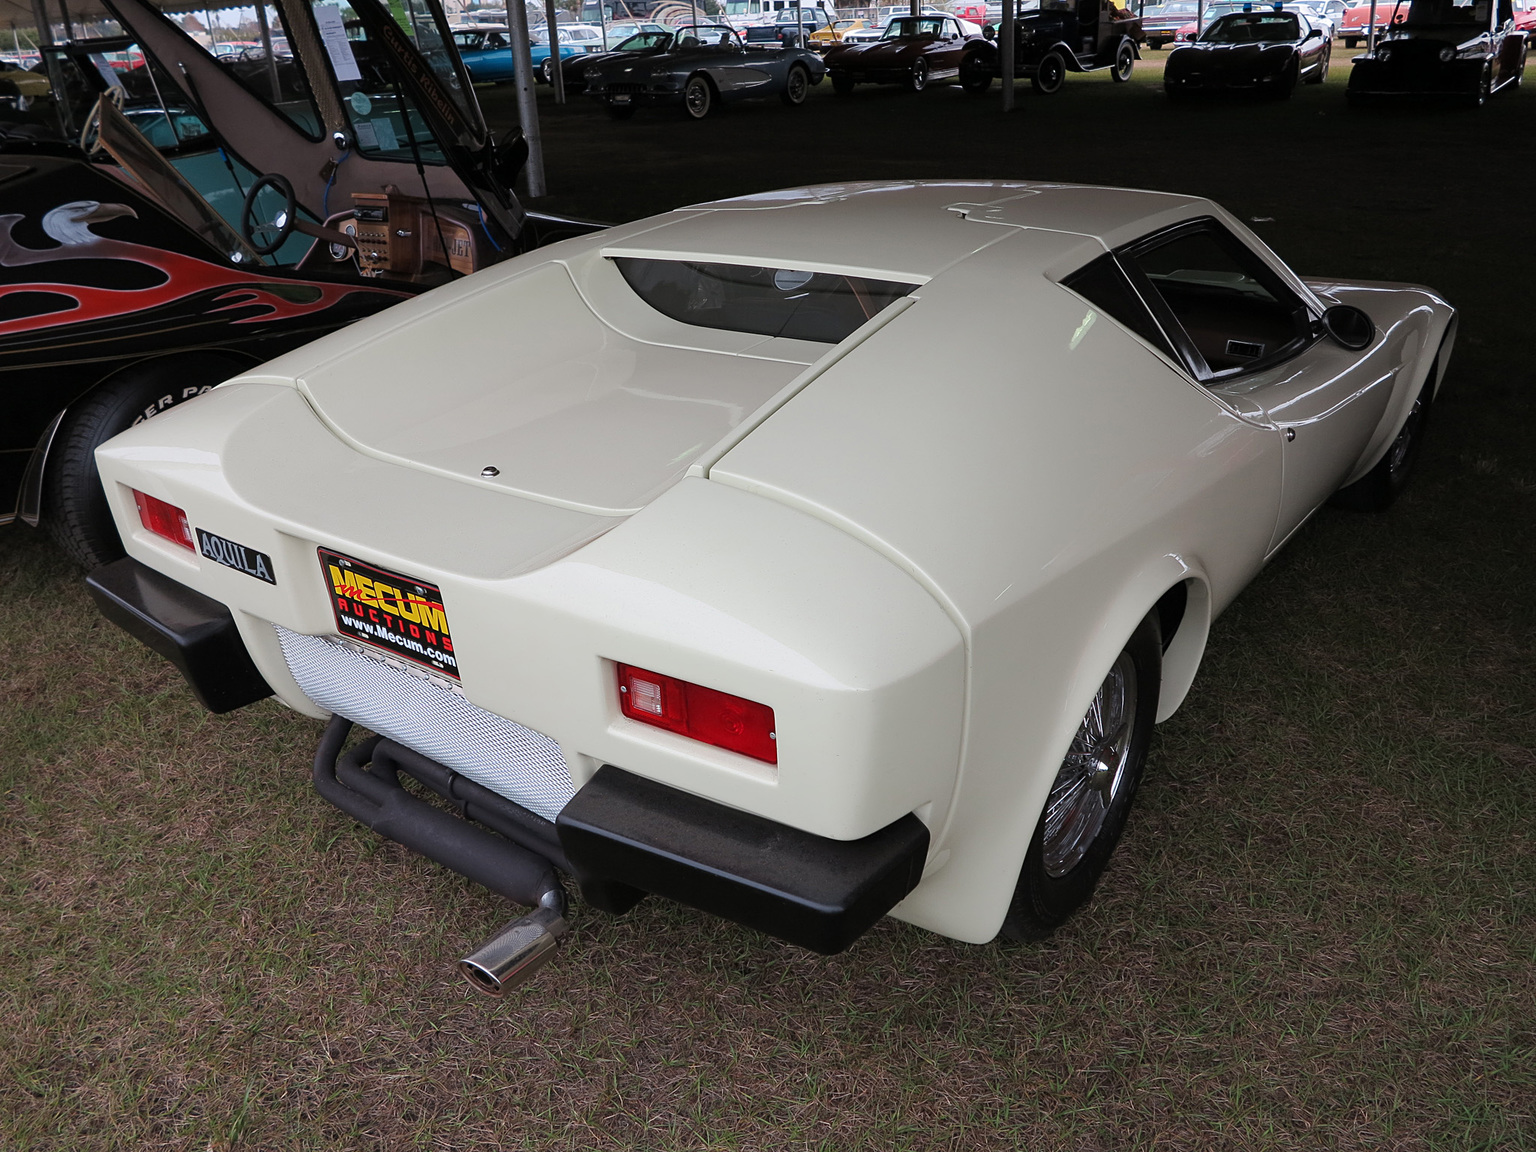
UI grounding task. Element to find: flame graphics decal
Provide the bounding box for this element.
[0,200,407,338]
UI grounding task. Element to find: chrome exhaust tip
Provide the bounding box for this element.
[458,888,569,997]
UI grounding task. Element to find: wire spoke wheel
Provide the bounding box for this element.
[1041,652,1137,877]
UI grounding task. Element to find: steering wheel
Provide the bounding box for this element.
[240,172,297,257]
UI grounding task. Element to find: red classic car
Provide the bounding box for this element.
[822,14,985,91]
[1340,0,1409,44]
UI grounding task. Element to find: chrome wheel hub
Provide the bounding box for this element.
[1041,651,1137,878]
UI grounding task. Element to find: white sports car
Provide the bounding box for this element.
[89,181,1454,993]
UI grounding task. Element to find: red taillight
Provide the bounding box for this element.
[616,663,778,764]
[132,489,194,550]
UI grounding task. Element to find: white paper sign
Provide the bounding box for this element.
[352,118,378,148]
[314,4,363,82]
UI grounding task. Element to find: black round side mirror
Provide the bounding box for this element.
[1320,303,1375,351]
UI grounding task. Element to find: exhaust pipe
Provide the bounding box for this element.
[459,885,570,997]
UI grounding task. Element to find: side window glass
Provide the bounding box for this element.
[1061,252,1179,363]
[1125,225,1308,376]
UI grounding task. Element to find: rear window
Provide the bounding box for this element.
[614,258,918,344]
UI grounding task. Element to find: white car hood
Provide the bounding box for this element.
[294,258,814,517]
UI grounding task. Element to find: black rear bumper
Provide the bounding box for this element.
[558,765,930,954]
[86,557,272,713]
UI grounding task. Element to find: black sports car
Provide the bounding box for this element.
[558,29,674,94]
[1347,0,1528,105]
[1164,8,1332,99]
[583,24,826,119]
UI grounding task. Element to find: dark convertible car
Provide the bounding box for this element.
[584,24,826,119]
[1164,8,1332,99]
[1347,0,1528,104]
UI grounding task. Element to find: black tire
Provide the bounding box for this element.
[42,352,250,570]
[1031,50,1067,94]
[1343,35,1358,47]
[1273,57,1299,99]
[1001,612,1161,942]
[1111,39,1134,82]
[907,57,929,92]
[781,63,810,105]
[830,70,855,94]
[605,99,636,119]
[1305,44,1329,83]
[683,73,714,119]
[960,51,993,94]
[1329,372,1435,512]
[1471,64,1491,106]
[539,57,554,84]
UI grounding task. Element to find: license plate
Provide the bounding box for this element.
[319,548,459,680]
[612,93,631,103]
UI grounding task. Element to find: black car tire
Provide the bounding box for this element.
[1031,50,1067,94]
[683,73,715,118]
[539,57,554,84]
[1305,43,1330,83]
[781,63,810,104]
[1273,57,1300,99]
[907,57,930,92]
[43,351,252,570]
[1111,39,1134,81]
[830,70,855,94]
[1343,35,1358,46]
[1472,64,1491,106]
[960,50,993,93]
[1000,611,1161,942]
[1329,374,1434,512]
[605,99,636,119]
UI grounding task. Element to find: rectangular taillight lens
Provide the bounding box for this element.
[132,489,194,550]
[617,663,778,764]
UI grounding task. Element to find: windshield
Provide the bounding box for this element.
[1401,0,1491,24]
[673,24,741,46]
[884,16,946,36]
[304,0,477,164]
[1201,12,1302,38]
[613,32,672,49]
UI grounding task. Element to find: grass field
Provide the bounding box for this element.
[2,51,1534,1150]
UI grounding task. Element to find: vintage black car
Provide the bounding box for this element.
[1347,0,1528,104]
[0,0,595,571]
[584,23,826,118]
[1164,8,1332,98]
[559,30,674,94]
[965,0,1143,93]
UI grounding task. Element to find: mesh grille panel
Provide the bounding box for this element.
[275,626,575,820]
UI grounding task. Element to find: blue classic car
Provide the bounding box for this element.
[453,24,596,83]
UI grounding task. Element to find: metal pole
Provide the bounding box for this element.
[1366,0,1377,49]
[255,1,281,102]
[505,0,545,196]
[56,0,73,41]
[1195,0,1203,38]
[204,7,215,50]
[999,0,1014,110]
[29,0,51,45]
[597,0,607,48]
[796,3,802,47]
[543,0,565,102]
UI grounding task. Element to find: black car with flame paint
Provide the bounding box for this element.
[1347,0,1528,104]
[1,0,599,571]
[1164,8,1332,99]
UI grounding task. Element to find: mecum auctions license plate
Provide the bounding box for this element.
[319,548,459,680]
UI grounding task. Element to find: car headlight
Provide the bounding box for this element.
[1438,44,1454,61]
[1375,43,1392,60]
